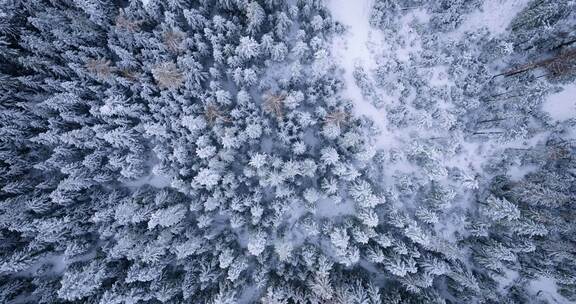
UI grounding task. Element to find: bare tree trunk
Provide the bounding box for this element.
[496,48,576,78]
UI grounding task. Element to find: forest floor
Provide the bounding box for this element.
[326,2,573,301]
[326,0,569,239]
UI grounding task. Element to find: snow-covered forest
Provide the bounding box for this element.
[0,0,575,303]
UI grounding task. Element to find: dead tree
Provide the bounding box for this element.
[494,48,576,78]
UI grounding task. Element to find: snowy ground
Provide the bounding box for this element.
[327,0,397,147]
[327,0,552,181]
[455,0,531,37]
[327,1,573,301]
[528,277,571,304]
[326,0,469,179]
[542,83,576,122]
[326,0,555,239]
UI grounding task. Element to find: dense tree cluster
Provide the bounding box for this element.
[0,0,574,303]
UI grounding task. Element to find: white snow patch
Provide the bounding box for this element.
[443,140,485,176]
[528,276,571,304]
[124,173,171,189]
[496,268,520,291]
[328,0,548,215]
[455,0,530,36]
[395,9,428,62]
[328,0,397,148]
[429,66,452,87]
[327,0,375,70]
[237,286,259,304]
[542,83,576,122]
[508,164,538,181]
[316,198,355,217]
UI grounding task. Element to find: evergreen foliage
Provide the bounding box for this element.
[0,0,575,303]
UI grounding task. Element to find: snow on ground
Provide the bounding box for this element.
[455,0,531,36]
[327,0,397,148]
[542,83,576,122]
[428,66,452,88]
[327,0,554,244]
[327,1,480,182]
[327,0,552,182]
[123,173,171,189]
[325,1,572,298]
[395,9,428,62]
[528,277,572,304]
[508,164,539,181]
[316,197,355,217]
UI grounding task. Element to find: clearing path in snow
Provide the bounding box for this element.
[542,83,576,122]
[326,0,553,239]
[455,0,531,37]
[327,0,397,148]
